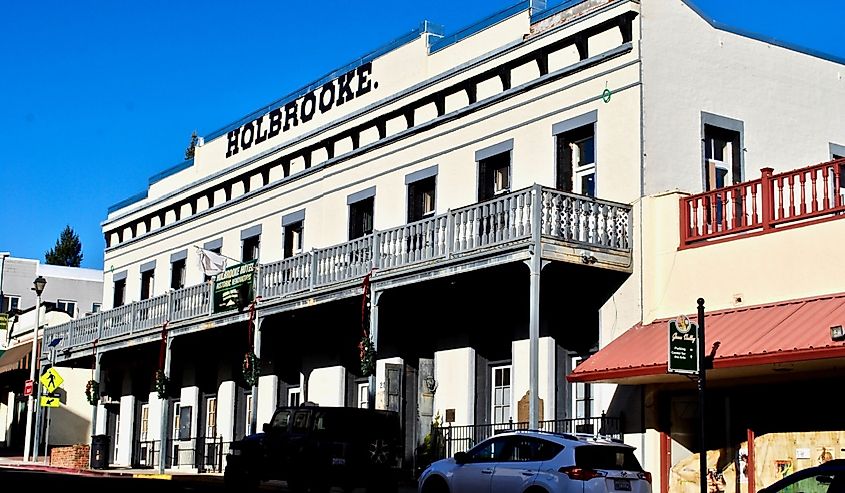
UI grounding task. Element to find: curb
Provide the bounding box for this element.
[0,462,171,479]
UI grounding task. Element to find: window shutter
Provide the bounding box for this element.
[385,363,402,413]
[556,134,573,192]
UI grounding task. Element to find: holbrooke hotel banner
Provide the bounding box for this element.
[213,260,257,312]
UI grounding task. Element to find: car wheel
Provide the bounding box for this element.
[421,476,449,493]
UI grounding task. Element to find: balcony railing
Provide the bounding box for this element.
[45,185,632,357]
[681,159,845,247]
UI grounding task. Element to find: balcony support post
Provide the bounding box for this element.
[249,317,264,436]
[525,184,548,429]
[367,290,382,410]
[157,334,173,474]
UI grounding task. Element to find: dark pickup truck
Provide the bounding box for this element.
[225,404,402,492]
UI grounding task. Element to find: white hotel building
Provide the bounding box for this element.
[45,0,845,489]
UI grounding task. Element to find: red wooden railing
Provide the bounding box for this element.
[681,158,845,247]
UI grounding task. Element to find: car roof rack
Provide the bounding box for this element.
[507,429,624,444]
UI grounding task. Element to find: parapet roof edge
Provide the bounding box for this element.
[682,0,845,67]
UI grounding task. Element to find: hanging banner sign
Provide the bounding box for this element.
[213,260,257,313]
[668,315,699,374]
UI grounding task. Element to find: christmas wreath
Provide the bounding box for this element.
[242,351,260,387]
[359,335,376,377]
[155,369,169,399]
[85,379,99,405]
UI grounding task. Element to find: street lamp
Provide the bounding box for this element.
[23,275,46,462]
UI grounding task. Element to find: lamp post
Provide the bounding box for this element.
[23,275,46,462]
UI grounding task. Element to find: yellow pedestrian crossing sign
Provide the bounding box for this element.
[40,367,64,393]
[40,394,60,408]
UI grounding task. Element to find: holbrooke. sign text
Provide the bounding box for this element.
[225,62,377,158]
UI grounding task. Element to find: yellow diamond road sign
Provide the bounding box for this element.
[40,395,60,408]
[40,367,64,393]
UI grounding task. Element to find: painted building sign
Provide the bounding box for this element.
[213,260,257,312]
[225,62,378,158]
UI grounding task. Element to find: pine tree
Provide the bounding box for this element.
[184,130,198,160]
[45,225,83,267]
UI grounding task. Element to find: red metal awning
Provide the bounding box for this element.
[569,292,845,384]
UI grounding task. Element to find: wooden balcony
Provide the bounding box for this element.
[46,185,633,362]
[681,158,845,248]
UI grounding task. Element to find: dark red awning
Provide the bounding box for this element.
[569,292,845,383]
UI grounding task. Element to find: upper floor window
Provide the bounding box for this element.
[284,221,304,258]
[57,299,76,316]
[831,143,845,160]
[91,303,101,313]
[554,111,597,197]
[139,260,156,300]
[2,294,20,312]
[113,275,126,308]
[408,177,436,222]
[241,225,262,262]
[405,165,438,223]
[171,259,186,290]
[348,187,376,240]
[702,113,744,191]
[140,270,154,300]
[170,250,187,290]
[282,210,306,258]
[477,140,513,201]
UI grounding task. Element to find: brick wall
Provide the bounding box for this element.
[50,444,90,469]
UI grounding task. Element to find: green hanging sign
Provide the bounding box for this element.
[668,315,699,375]
[213,260,257,313]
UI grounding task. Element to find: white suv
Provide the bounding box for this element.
[418,430,652,493]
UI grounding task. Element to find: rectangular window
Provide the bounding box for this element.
[283,221,304,258]
[140,404,149,442]
[703,124,742,191]
[206,397,217,438]
[114,412,121,463]
[92,303,101,313]
[140,270,154,300]
[57,300,76,317]
[170,259,186,290]
[478,152,511,201]
[349,197,374,240]
[288,387,301,408]
[572,357,593,420]
[556,124,596,196]
[491,365,512,424]
[407,176,436,222]
[172,402,181,439]
[242,235,260,262]
[113,279,126,307]
[3,295,20,312]
[245,394,253,436]
[357,382,369,409]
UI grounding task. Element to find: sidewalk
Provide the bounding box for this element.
[0,454,224,481]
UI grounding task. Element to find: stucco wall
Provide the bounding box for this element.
[433,347,475,426]
[511,337,556,422]
[306,366,345,407]
[641,0,845,196]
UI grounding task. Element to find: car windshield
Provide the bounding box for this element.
[271,410,291,429]
[575,445,643,471]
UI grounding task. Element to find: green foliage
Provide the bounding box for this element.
[155,369,169,399]
[45,225,83,267]
[184,130,198,160]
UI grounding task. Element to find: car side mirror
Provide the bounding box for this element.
[454,452,468,465]
[262,423,271,433]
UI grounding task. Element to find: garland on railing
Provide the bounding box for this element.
[155,322,170,399]
[242,299,262,386]
[359,272,376,377]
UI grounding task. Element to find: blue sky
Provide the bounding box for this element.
[1,0,843,270]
